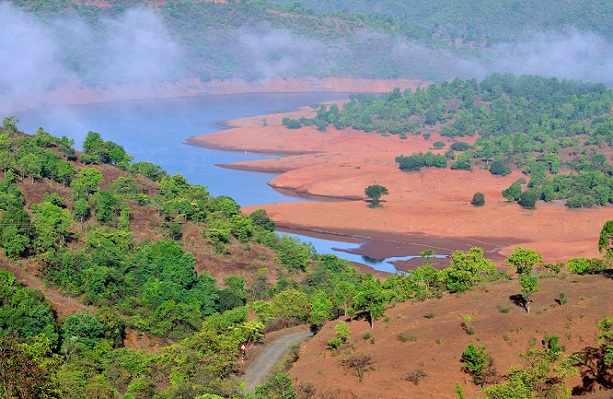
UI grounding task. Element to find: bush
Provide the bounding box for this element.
[489,160,510,176]
[471,192,485,207]
[566,257,605,274]
[519,189,539,209]
[450,142,471,151]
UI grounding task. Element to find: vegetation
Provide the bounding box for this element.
[364,184,389,208]
[284,74,613,209]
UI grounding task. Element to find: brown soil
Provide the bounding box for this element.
[0,261,93,319]
[288,274,613,399]
[187,104,612,267]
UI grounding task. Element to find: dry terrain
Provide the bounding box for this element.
[187,104,613,268]
[288,274,613,399]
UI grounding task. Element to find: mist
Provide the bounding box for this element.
[0,3,183,111]
[1,1,612,114]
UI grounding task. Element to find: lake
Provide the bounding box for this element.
[14,93,437,272]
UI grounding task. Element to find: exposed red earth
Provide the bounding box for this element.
[187,102,612,268]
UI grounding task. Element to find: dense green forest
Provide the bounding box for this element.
[6,0,613,83]
[284,74,613,209]
[1,117,612,397]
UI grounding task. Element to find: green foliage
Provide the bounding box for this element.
[328,320,350,350]
[461,342,493,385]
[471,192,485,207]
[0,335,62,399]
[565,257,605,275]
[63,312,104,348]
[519,189,539,209]
[598,220,613,259]
[254,372,297,399]
[0,271,58,345]
[489,160,510,176]
[518,275,539,314]
[396,152,447,171]
[271,289,310,322]
[364,184,389,207]
[438,247,498,293]
[505,247,543,275]
[502,181,522,202]
[353,275,386,328]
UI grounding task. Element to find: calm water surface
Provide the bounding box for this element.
[15,93,435,272]
[16,93,345,206]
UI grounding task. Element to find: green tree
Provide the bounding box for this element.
[598,220,613,260]
[518,275,539,313]
[72,167,103,196]
[353,276,386,328]
[271,289,310,322]
[364,184,389,208]
[310,291,333,326]
[505,247,543,276]
[2,116,19,137]
[519,189,539,209]
[438,247,497,293]
[502,181,522,202]
[461,342,494,385]
[254,373,296,399]
[471,192,485,207]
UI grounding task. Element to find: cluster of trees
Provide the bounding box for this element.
[284,75,613,209]
[3,118,613,397]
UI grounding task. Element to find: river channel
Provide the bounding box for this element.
[15,93,435,272]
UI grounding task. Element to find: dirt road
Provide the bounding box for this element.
[243,329,313,392]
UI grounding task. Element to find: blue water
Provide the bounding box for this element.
[15,93,344,206]
[14,93,443,272]
[280,231,447,273]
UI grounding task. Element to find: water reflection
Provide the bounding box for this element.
[279,231,446,274]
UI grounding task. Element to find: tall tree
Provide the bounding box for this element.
[364,184,389,208]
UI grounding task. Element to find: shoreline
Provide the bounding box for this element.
[187,99,611,267]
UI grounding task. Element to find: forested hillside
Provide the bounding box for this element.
[2,118,611,397]
[5,0,613,85]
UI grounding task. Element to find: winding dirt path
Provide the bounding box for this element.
[243,329,313,392]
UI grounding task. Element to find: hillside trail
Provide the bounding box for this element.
[243,329,313,393]
[1,262,93,318]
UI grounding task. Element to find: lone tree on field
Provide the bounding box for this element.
[471,192,485,207]
[364,185,389,208]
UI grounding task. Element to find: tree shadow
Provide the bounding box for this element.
[601,269,613,279]
[571,345,613,395]
[509,294,526,311]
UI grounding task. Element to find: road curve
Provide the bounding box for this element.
[243,330,313,392]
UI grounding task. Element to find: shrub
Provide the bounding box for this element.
[489,160,510,176]
[450,142,471,151]
[404,369,428,385]
[471,192,485,207]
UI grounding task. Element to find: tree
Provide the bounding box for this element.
[72,167,103,196]
[518,275,539,313]
[471,192,485,206]
[461,343,495,385]
[353,276,386,328]
[2,116,19,137]
[343,354,375,381]
[364,184,389,208]
[519,189,539,209]
[254,373,296,399]
[489,160,510,176]
[505,247,543,276]
[502,181,522,202]
[598,220,613,260]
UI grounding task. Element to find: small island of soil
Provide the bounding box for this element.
[186,102,612,267]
